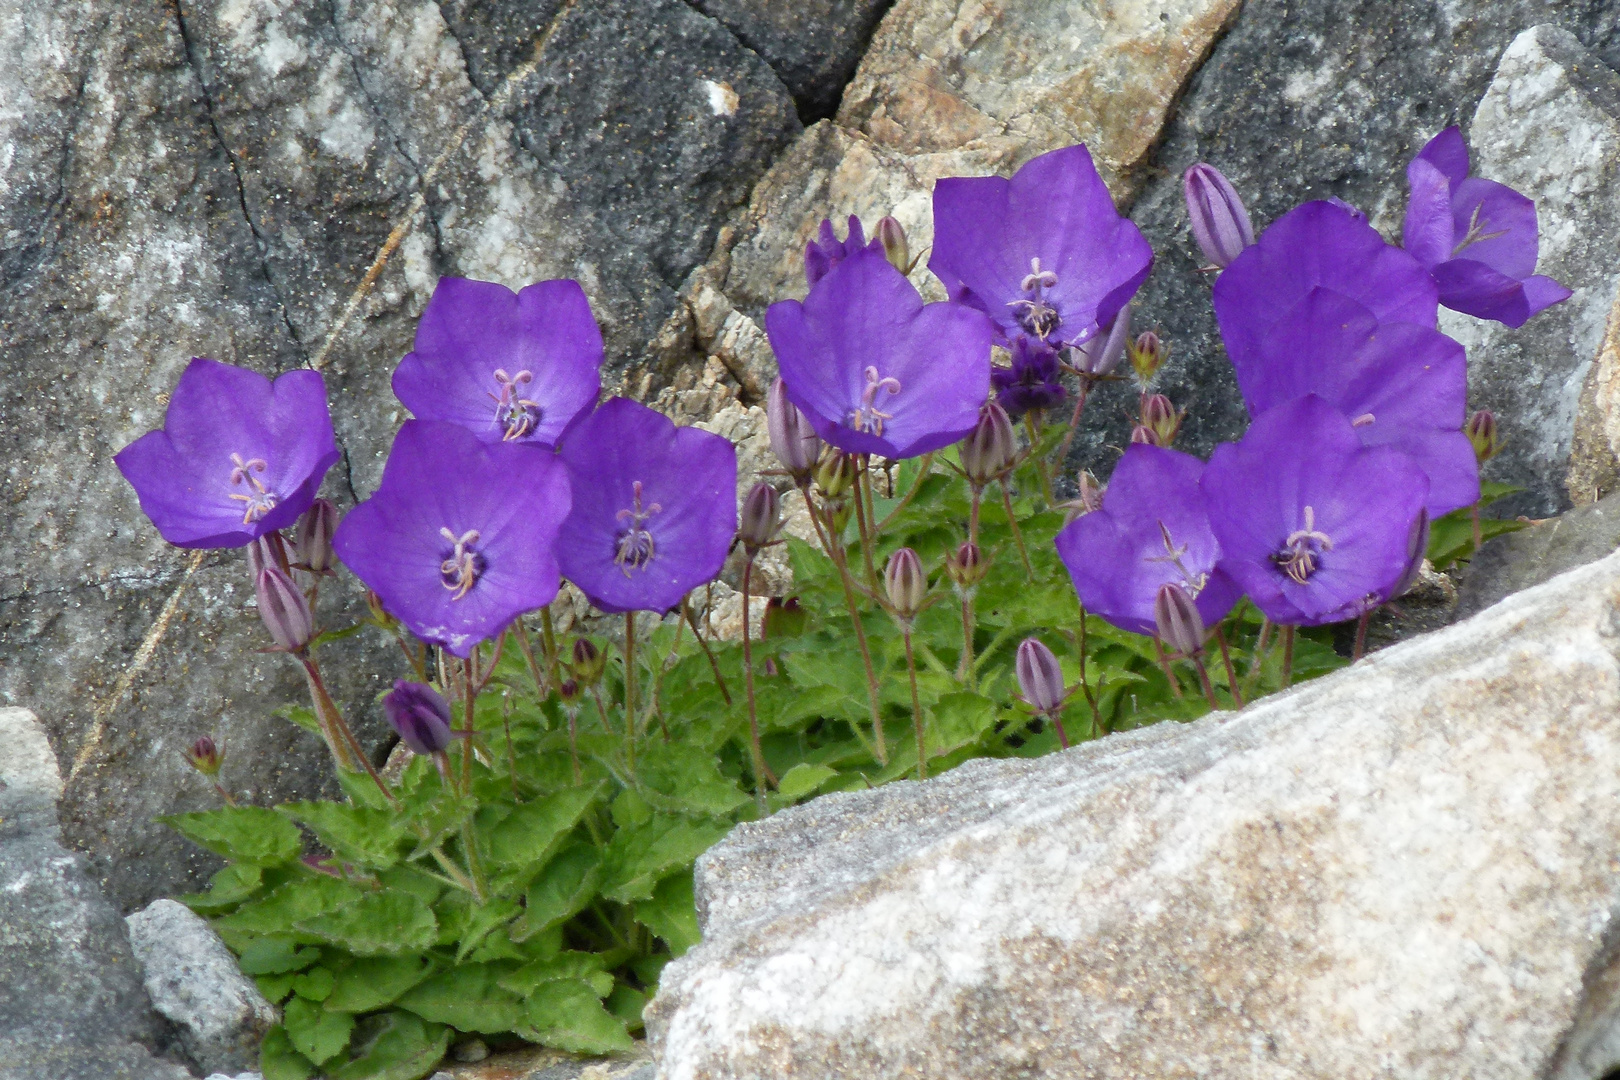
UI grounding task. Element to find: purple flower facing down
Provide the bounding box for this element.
[992,337,1067,417]
[392,277,603,448]
[555,398,738,615]
[1213,201,1438,372]
[1402,127,1571,328]
[805,215,881,286]
[1055,443,1241,637]
[766,247,993,459]
[382,680,454,756]
[930,144,1153,348]
[115,358,339,548]
[332,421,571,657]
[1201,395,1430,627]
[1235,288,1478,516]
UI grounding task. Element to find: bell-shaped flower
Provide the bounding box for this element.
[804,215,882,286]
[1402,127,1570,328]
[991,336,1067,417]
[929,144,1153,348]
[1233,288,1478,517]
[555,398,738,614]
[1056,443,1240,637]
[1200,395,1430,627]
[391,277,602,448]
[382,680,455,756]
[766,247,993,459]
[332,421,571,657]
[1213,201,1437,372]
[115,358,340,548]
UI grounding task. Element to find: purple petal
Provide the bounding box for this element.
[1449,177,1539,279]
[1415,126,1471,192]
[1430,259,1534,326]
[1402,158,1456,269]
[1522,274,1573,317]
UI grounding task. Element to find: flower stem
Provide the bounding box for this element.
[540,606,562,689]
[956,591,976,683]
[1193,655,1221,710]
[1152,635,1183,699]
[212,782,238,807]
[875,454,933,533]
[1055,377,1092,465]
[902,628,926,780]
[742,558,768,813]
[998,480,1032,577]
[1023,412,1054,505]
[1281,625,1296,688]
[1471,501,1483,557]
[460,656,477,793]
[514,620,547,696]
[1074,606,1104,737]
[565,709,582,784]
[681,597,732,705]
[300,655,397,807]
[814,499,887,764]
[1214,625,1243,708]
[1353,610,1371,662]
[1047,706,1070,749]
[622,611,638,781]
[852,458,879,592]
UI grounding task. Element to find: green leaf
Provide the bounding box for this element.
[513,845,601,941]
[454,897,522,962]
[260,1025,316,1080]
[484,784,602,869]
[179,863,263,915]
[324,955,434,1014]
[633,869,700,956]
[395,964,524,1034]
[279,801,406,868]
[599,814,732,904]
[520,979,633,1055]
[498,951,608,997]
[337,767,395,810]
[237,938,322,976]
[607,985,648,1032]
[374,865,445,908]
[326,1010,449,1080]
[291,966,335,1002]
[283,995,354,1065]
[159,807,303,867]
[256,973,296,1004]
[274,704,323,735]
[297,891,438,956]
[638,744,750,818]
[214,877,363,943]
[929,691,998,751]
[774,762,838,801]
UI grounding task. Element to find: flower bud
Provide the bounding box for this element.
[571,638,607,686]
[1128,331,1168,386]
[382,680,454,755]
[762,596,807,639]
[1183,163,1255,268]
[558,678,583,707]
[1072,306,1131,378]
[1466,409,1502,464]
[959,401,1016,487]
[255,566,314,652]
[815,448,857,500]
[876,215,910,274]
[768,378,823,483]
[1139,394,1184,448]
[826,498,853,536]
[182,735,224,777]
[247,532,290,580]
[365,588,397,629]
[293,498,339,574]
[1016,638,1065,715]
[1154,583,1205,658]
[739,482,782,554]
[884,547,928,622]
[945,541,988,592]
[1079,472,1105,513]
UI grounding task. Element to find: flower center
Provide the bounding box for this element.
[227,453,279,524]
[439,527,485,600]
[489,368,543,441]
[614,481,662,576]
[1451,202,1510,257]
[849,366,901,435]
[1272,506,1334,585]
[1146,521,1209,595]
[1010,256,1060,340]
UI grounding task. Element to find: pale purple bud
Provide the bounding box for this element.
[247,532,290,580]
[1154,583,1206,657]
[884,547,928,621]
[876,215,910,275]
[767,377,823,483]
[960,401,1016,487]
[739,482,782,554]
[183,735,224,777]
[382,680,454,755]
[1139,393,1184,447]
[293,498,339,574]
[1016,638,1066,715]
[571,637,606,685]
[945,541,988,591]
[1183,162,1255,268]
[255,566,314,652]
[1072,306,1131,377]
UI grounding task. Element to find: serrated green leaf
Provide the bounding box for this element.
[260,1025,316,1080]
[296,891,437,955]
[374,865,445,907]
[337,767,396,810]
[324,956,433,1013]
[274,704,323,735]
[484,784,602,869]
[256,973,296,1004]
[519,978,633,1054]
[279,801,406,868]
[179,863,263,915]
[931,691,998,751]
[606,985,648,1031]
[638,744,749,817]
[454,897,522,962]
[291,966,336,1002]
[326,1010,448,1080]
[159,807,303,867]
[284,995,354,1065]
[214,877,363,943]
[513,845,601,942]
[498,951,608,997]
[395,964,524,1034]
[774,762,838,801]
[237,938,322,976]
[599,814,731,904]
[401,793,478,859]
[633,869,699,956]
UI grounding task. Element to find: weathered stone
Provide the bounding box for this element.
[0,708,192,1080]
[433,1041,652,1079]
[650,550,1620,1079]
[1455,487,1620,619]
[127,898,279,1076]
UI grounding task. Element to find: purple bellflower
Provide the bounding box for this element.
[1055,443,1241,637]
[1402,126,1571,327]
[392,277,603,448]
[1201,395,1430,627]
[116,358,339,548]
[1233,288,1478,516]
[1213,200,1438,372]
[992,336,1067,417]
[766,246,993,459]
[929,144,1153,348]
[382,680,455,756]
[805,215,882,286]
[555,398,738,615]
[332,421,571,657]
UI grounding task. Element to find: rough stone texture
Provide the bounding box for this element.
[650,551,1620,1080]
[127,898,279,1076]
[434,1042,653,1079]
[1568,282,1620,504]
[0,708,191,1080]
[0,0,797,910]
[1455,488,1620,619]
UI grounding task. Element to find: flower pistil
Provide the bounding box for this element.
[439,527,484,599]
[1011,257,1060,339]
[227,453,279,524]
[490,368,542,441]
[1273,506,1334,585]
[850,366,901,435]
[614,481,662,576]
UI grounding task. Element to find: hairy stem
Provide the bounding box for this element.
[623,612,638,781]
[1023,412,1054,505]
[999,480,1032,577]
[301,656,397,806]
[968,486,983,547]
[875,453,933,532]
[814,499,887,764]
[852,458,879,592]
[742,559,768,813]
[1055,377,1092,465]
[681,597,731,705]
[1152,636,1183,699]
[1193,655,1221,710]
[1215,625,1243,708]
[1281,625,1296,688]
[460,656,477,793]
[957,591,976,682]
[1353,610,1371,663]
[514,620,546,696]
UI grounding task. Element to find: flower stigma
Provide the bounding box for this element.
[1450,202,1509,257]
[849,366,901,435]
[227,452,279,524]
[1272,505,1334,585]
[439,527,485,600]
[1146,521,1209,595]
[1010,256,1060,339]
[614,480,662,576]
[490,368,543,440]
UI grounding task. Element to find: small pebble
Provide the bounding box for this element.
[451,1037,490,1063]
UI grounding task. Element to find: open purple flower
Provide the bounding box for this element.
[992,336,1067,417]
[1055,443,1240,636]
[555,398,737,614]
[1213,201,1438,372]
[805,215,881,286]
[765,246,993,459]
[1402,126,1571,327]
[115,358,339,548]
[929,144,1152,348]
[391,277,602,448]
[1201,395,1430,627]
[332,421,570,657]
[1233,288,1478,517]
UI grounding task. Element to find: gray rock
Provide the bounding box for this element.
[650,550,1620,1079]
[127,898,278,1076]
[0,707,192,1080]
[1455,487,1620,619]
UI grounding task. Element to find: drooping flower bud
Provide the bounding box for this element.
[293,498,339,574]
[945,541,988,592]
[1153,583,1206,657]
[739,482,782,555]
[815,448,857,500]
[884,547,928,622]
[255,566,314,653]
[382,680,454,755]
[767,378,823,484]
[1072,306,1131,378]
[1138,394,1184,448]
[1016,638,1065,715]
[571,637,607,686]
[247,532,290,580]
[1183,163,1255,269]
[876,215,909,275]
[1465,409,1502,464]
[182,735,224,777]
[1128,331,1168,386]
[959,401,1016,487]
[762,596,807,638]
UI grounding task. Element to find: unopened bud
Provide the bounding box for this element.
[1128,331,1168,387]
[1072,307,1131,378]
[1154,583,1205,658]
[294,498,339,574]
[1130,425,1154,445]
[183,735,224,777]
[1016,638,1065,715]
[247,532,290,580]
[945,541,988,592]
[884,547,928,622]
[365,588,396,628]
[768,378,823,483]
[1138,393,1184,447]
[959,401,1016,487]
[1079,472,1104,513]
[876,215,909,274]
[826,498,853,536]
[255,566,314,652]
[1183,163,1255,268]
[762,596,807,639]
[739,482,782,554]
[382,680,454,755]
[571,638,606,686]
[558,678,583,707]
[815,448,857,500]
[1466,410,1502,464]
